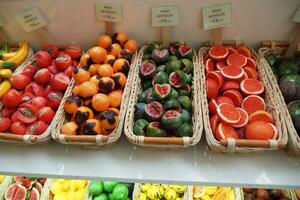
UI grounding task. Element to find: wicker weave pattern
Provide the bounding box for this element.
[199,47,288,153]
[124,46,203,148]
[258,44,300,155]
[0,48,53,144]
[51,53,138,147]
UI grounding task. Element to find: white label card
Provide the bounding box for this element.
[293,6,300,23]
[16,7,46,32]
[95,0,122,23]
[202,2,232,30]
[152,6,180,27]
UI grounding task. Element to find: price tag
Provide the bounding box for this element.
[94,0,122,23]
[16,7,47,32]
[293,6,300,23]
[202,2,232,30]
[152,6,180,27]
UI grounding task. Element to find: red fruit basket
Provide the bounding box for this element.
[200,41,288,153]
[258,41,300,155]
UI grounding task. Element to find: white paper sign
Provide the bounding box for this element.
[95,0,122,22]
[202,3,232,30]
[152,6,180,27]
[16,7,46,32]
[293,6,300,23]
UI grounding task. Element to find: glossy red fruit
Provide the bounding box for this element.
[38,107,55,124]
[209,46,228,60]
[34,51,52,68]
[22,64,37,80]
[11,122,26,135]
[73,60,79,68]
[46,91,63,109]
[207,71,224,88]
[51,73,70,91]
[65,66,75,78]
[208,99,218,115]
[64,45,82,59]
[207,78,219,99]
[210,114,219,134]
[232,108,249,128]
[34,68,52,85]
[223,89,243,107]
[2,107,17,117]
[25,83,45,97]
[47,65,58,75]
[41,44,59,58]
[216,103,241,125]
[2,89,22,108]
[216,96,234,106]
[215,122,238,141]
[32,97,47,108]
[220,81,240,92]
[21,92,35,104]
[55,54,72,71]
[11,112,18,123]
[205,58,215,72]
[0,118,11,132]
[10,74,31,90]
[16,103,39,124]
[26,121,48,135]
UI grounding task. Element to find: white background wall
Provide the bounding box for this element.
[0,0,299,50]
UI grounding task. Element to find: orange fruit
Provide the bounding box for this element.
[61,122,79,135]
[209,114,219,134]
[237,47,252,58]
[223,89,243,107]
[227,47,238,55]
[241,95,266,115]
[123,39,137,53]
[209,46,228,60]
[73,106,94,124]
[244,67,258,79]
[207,71,224,88]
[112,32,128,45]
[249,110,275,124]
[97,35,112,49]
[89,64,100,76]
[246,57,257,69]
[72,85,80,96]
[79,81,98,98]
[207,78,219,99]
[92,93,110,112]
[104,54,116,66]
[208,99,218,115]
[216,96,234,106]
[108,90,123,108]
[226,53,247,68]
[81,119,102,135]
[220,65,244,81]
[215,122,238,142]
[73,68,91,84]
[107,43,122,57]
[90,75,101,86]
[111,72,127,89]
[220,81,240,92]
[101,128,113,136]
[232,108,249,128]
[108,107,120,115]
[89,46,107,64]
[80,53,91,66]
[98,64,114,77]
[216,103,241,125]
[99,110,119,130]
[113,58,130,74]
[245,121,274,140]
[240,78,264,95]
[64,96,83,114]
[98,77,115,94]
[205,58,215,72]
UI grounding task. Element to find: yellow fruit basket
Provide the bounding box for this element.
[258,41,300,155]
[133,183,190,200]
[191,186,242,200]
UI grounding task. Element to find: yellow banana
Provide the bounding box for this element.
[0,80,11,98]
[0,52,17,61]
[6,41,29,67]
[0,69,12,78]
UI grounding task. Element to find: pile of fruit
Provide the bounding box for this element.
[0,44,81,135]
[61,33,137,136]
[0,41,30,99]
[205,46,278,141]
[88,181,133,200]
[50,179,87,200]
[133,42,193,137]
[4,176,46,200]
[136,183,187,200]
[243,188,290,200]
[0,175,5,184]
[193,186,235,200]
[265,53,300,134]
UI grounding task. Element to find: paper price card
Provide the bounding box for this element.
[16,7,47,32]
[202,2,232,30]
[95,0,122,23]
[293,6,300,23]
[152,6,180,27]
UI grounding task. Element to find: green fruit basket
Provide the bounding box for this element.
[124,43,203,148]
[258,41,300,155]
[199,41,288,153]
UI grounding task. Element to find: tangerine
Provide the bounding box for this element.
[80,53,92,66]
[123,39,137,53]
[241,95,266,115]
[64,96,83,114]
[61,122,79,135]
[88,64,100,76]
[249,110,274,124]
[92,93,110,112]
[113,58,130,75]
[73,106,94,124]
[215,122,238,142]
[98,64,114,77]
[90,75,101,86]
[72,85,80,96]
[99,110,119,130]
[111,72,127,89]
[78,81,98,98]
[97,35,112,49]
[245,121,274,140]
[73,68,91,84]
[104,54,116,66]
[107,43,122,57]
[112,32,128,45]
[98,77,115,94]
[108,90,123,108]
[89,46,107,64]
[108,107,120,115]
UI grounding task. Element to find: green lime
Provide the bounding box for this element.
[103,182,118,193]
[88,181,103,196]
[94,193,109,200]
[112,184,129,200]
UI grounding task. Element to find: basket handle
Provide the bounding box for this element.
[59,135,109,143]
[203,40,245,47]
[143,137,193,146]
[220,139,286,149]
[260,41,290,48]
[0,133,37,143]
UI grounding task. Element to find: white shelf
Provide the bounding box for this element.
[0,136,299,189]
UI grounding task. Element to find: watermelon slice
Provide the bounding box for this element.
[209,46,229,60]
[216,103,241,124]
[240,78,264,95]
[227,53,247,68]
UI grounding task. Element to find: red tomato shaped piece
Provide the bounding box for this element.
[35,51,52,68]
[38,107,55,124]
[55,54,72,71]
[64,45,82,59]
[10,74,31,90]
[16,103,39,124]
[2,89,22,108]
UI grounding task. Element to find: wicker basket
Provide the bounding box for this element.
[0,48,56,144]
[200,44,288,153]
[290,190,299,200]
[0,176,50,200]
[51,53,138,147]
[133,183,190,200]
[258,41,300,155]
[240,188,296,200]
[189,186,242,200]
[124,45,203,148]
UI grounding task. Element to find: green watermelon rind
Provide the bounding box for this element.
[174,122,193,137]
[152,84,172,101]
[146,122,167,137]
[160,110,183,130]
[133,119,149,136]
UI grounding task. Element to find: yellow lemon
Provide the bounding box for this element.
[205,187,218,196]
[67,191,76,200]
[62,181,70,192]
[0,175,5,183]
[201,194,212,200]
[75,188,86,200]
[51,181,63,196]
[71,180,87,190]
[53,192,69,200]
